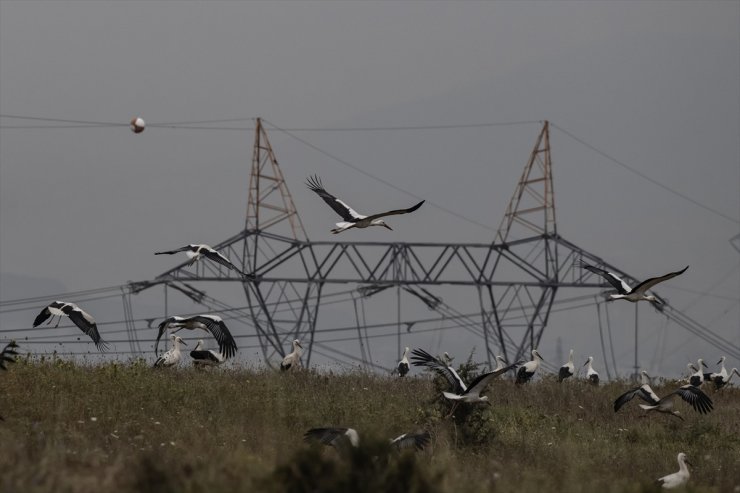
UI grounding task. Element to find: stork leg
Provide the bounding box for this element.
[445,401,460,419]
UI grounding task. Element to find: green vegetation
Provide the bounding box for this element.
[1,358,739,492]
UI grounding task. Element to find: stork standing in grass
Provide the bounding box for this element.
[558,349,575,382]
[306,175,425,234]
[153,335,187,368]
[493,355,509,372]
[397,347,410,377]
[155,243,250,277]
[0,341,19,371]
[583,356,600,385]
[712,367,740,390]
[155,315,237,359]
[580,261,688,304]
[688,358,709,387]
[281,339,303,371]
[516,349,545,385]
[33,301,109,351]
[614,379,713,420]
[189,339,225,367]
[655,453,691,489]
[304,427,431,452]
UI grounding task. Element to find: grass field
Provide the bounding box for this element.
[1,358,739,492]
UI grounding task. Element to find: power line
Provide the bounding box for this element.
[550,122,740,225]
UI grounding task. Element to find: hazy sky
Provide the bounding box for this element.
[1,1,738,377]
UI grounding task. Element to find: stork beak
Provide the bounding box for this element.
[685,459,693,468]
[383,223,393,230]
[716,358,723,365]
[182,340,188,346]
[702,361,708,368]
[583,360,589,367]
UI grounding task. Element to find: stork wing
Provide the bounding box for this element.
[630,266,689,295]
[306,175,363,222]
[303,427,353,449]
[410,348,467,393]
[190,349,222,363]
[32,306,52,327]
[154,245,194,255]
[0,341,19,371]
[582,262,631,294]
[201,248,246,276]
[65,307,108,351]
[365,200,425,222]
[154,317,177,356]
[668,384,713,414]
[614,384,659,412]
[464,363,518,398]
[190,316,238,359]
[390,431,431,452]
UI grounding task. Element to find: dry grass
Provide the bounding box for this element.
[1,358,739,493]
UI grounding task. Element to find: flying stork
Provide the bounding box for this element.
[558,349,575,382]
[304,427,431,452]
[155,315,237,359]
[155,244,250,277]
[153,335,187,368]
[516,349,545,385]
[189,339,226,367]
[397,347,410,377]
[33,301,109,351]
[655,453,691,489]
[280,339,303,371]
[580,261,688,304]
[306,175,425,234]
[583,356,600,385]
[613,378,713,420]
[440,364,519,416]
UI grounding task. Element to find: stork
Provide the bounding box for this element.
[32,301,109,351]
[655,453,691,489]
[493,355,508,372]
[581,261,688,304]
[583,356,600,385]
[712,367,740,390]
[280,339,303,371]
[688,358,709,387]
[614,381,713,420]
[155,315,237,359]
[558,349,575,382]
[440,364,519,416]
[515,349,545,385]
[304,427,431,452]
[397,347,410,377]
[0,341,19,371]
[306,175,425,234]
[155,243,250,277]
[153,335,187,368]
[189,339,225,367]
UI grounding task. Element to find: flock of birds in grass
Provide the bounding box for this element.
[5,174,738,489]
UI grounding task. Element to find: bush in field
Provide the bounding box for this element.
[262,437,444,493]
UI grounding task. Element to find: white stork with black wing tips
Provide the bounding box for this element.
[559,349,575,382]
[441,363,519,417]
[410,348,467,394]
[583,356,600,385]
[155,315,237,359]
[303,427,431,452]
[33,301,109,351]
[189,339,225,367]
[656,453,691,489]
[516,349,545,385]
[689,358,709,387]
[614,378,713,420]
[153,335,187,368]
[280,339,303,371]
[155,244,250,277]
[306,175,425,234]
[580,260,688,304]
[397,347,410,377]
[0,341,19,371]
